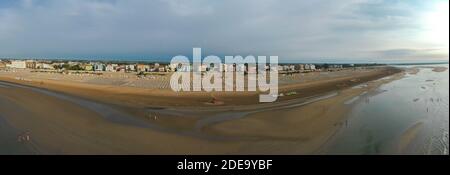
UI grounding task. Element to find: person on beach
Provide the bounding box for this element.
[17,131,31,143]
[25,131,30,141]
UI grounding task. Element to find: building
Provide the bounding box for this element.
[68,61,79,66]
[94,63,105,71]
[84,64,93,71]
[137,64,149,72]
[236,64,246,72]
[8,60,27,69]
[327,64,344,71]
[51,63,63,69]
[289,65,295,71]
[117,65,126,72]
[224,64,235,72]
[164,65,170,72]
[179,64,191,72]
[126,64,136,72]
[173,63,191,72]
[276,65,283,72]
[43,63,54,69]
[197,64,207,72]
[25,60,36,69]
[36,63,55,69]
[169,63,178,72]
[304,64,310,70]
[222,64,228,72]
[106,64,117,72]
[298,64,305,71]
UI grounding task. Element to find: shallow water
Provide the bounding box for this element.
[325,64,449,155]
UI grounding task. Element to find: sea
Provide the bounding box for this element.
[325,64,449,154]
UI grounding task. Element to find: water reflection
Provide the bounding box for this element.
[325,64,449,155]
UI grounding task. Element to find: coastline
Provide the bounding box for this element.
[315,70,407,154]
[0,66,401,107]
[203,69,406,154]
[0,66,404,154]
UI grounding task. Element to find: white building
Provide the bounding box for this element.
[197,64,207,72]
[106,64,117,72]
[304,64,310,70]
[36,63,55,69]
[8,60,27,69]
[276,65,283,71]
[289,65,295,71]
[126,64,136,72]
[219,63,225,72]
[153,63,160,69]
[236,64,246,72]
[224,64,235,72]
[68,61,79,66]
[94,63,105,71]
[169,63,178,72]
[176,64,191,72]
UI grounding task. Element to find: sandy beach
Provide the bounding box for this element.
[0,67,400,107]
[0,66,403,154]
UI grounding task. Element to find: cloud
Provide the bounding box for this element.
[367,48,448,60]
[0,0,448,62]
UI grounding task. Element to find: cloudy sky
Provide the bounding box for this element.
[0,0,448,63]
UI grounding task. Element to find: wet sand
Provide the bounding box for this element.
[0,82,245,154]
[320,65,449,155]
[398,122,424,153]
[204,71,406,154]
[432,67,448,72]
[0,66,403,154]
